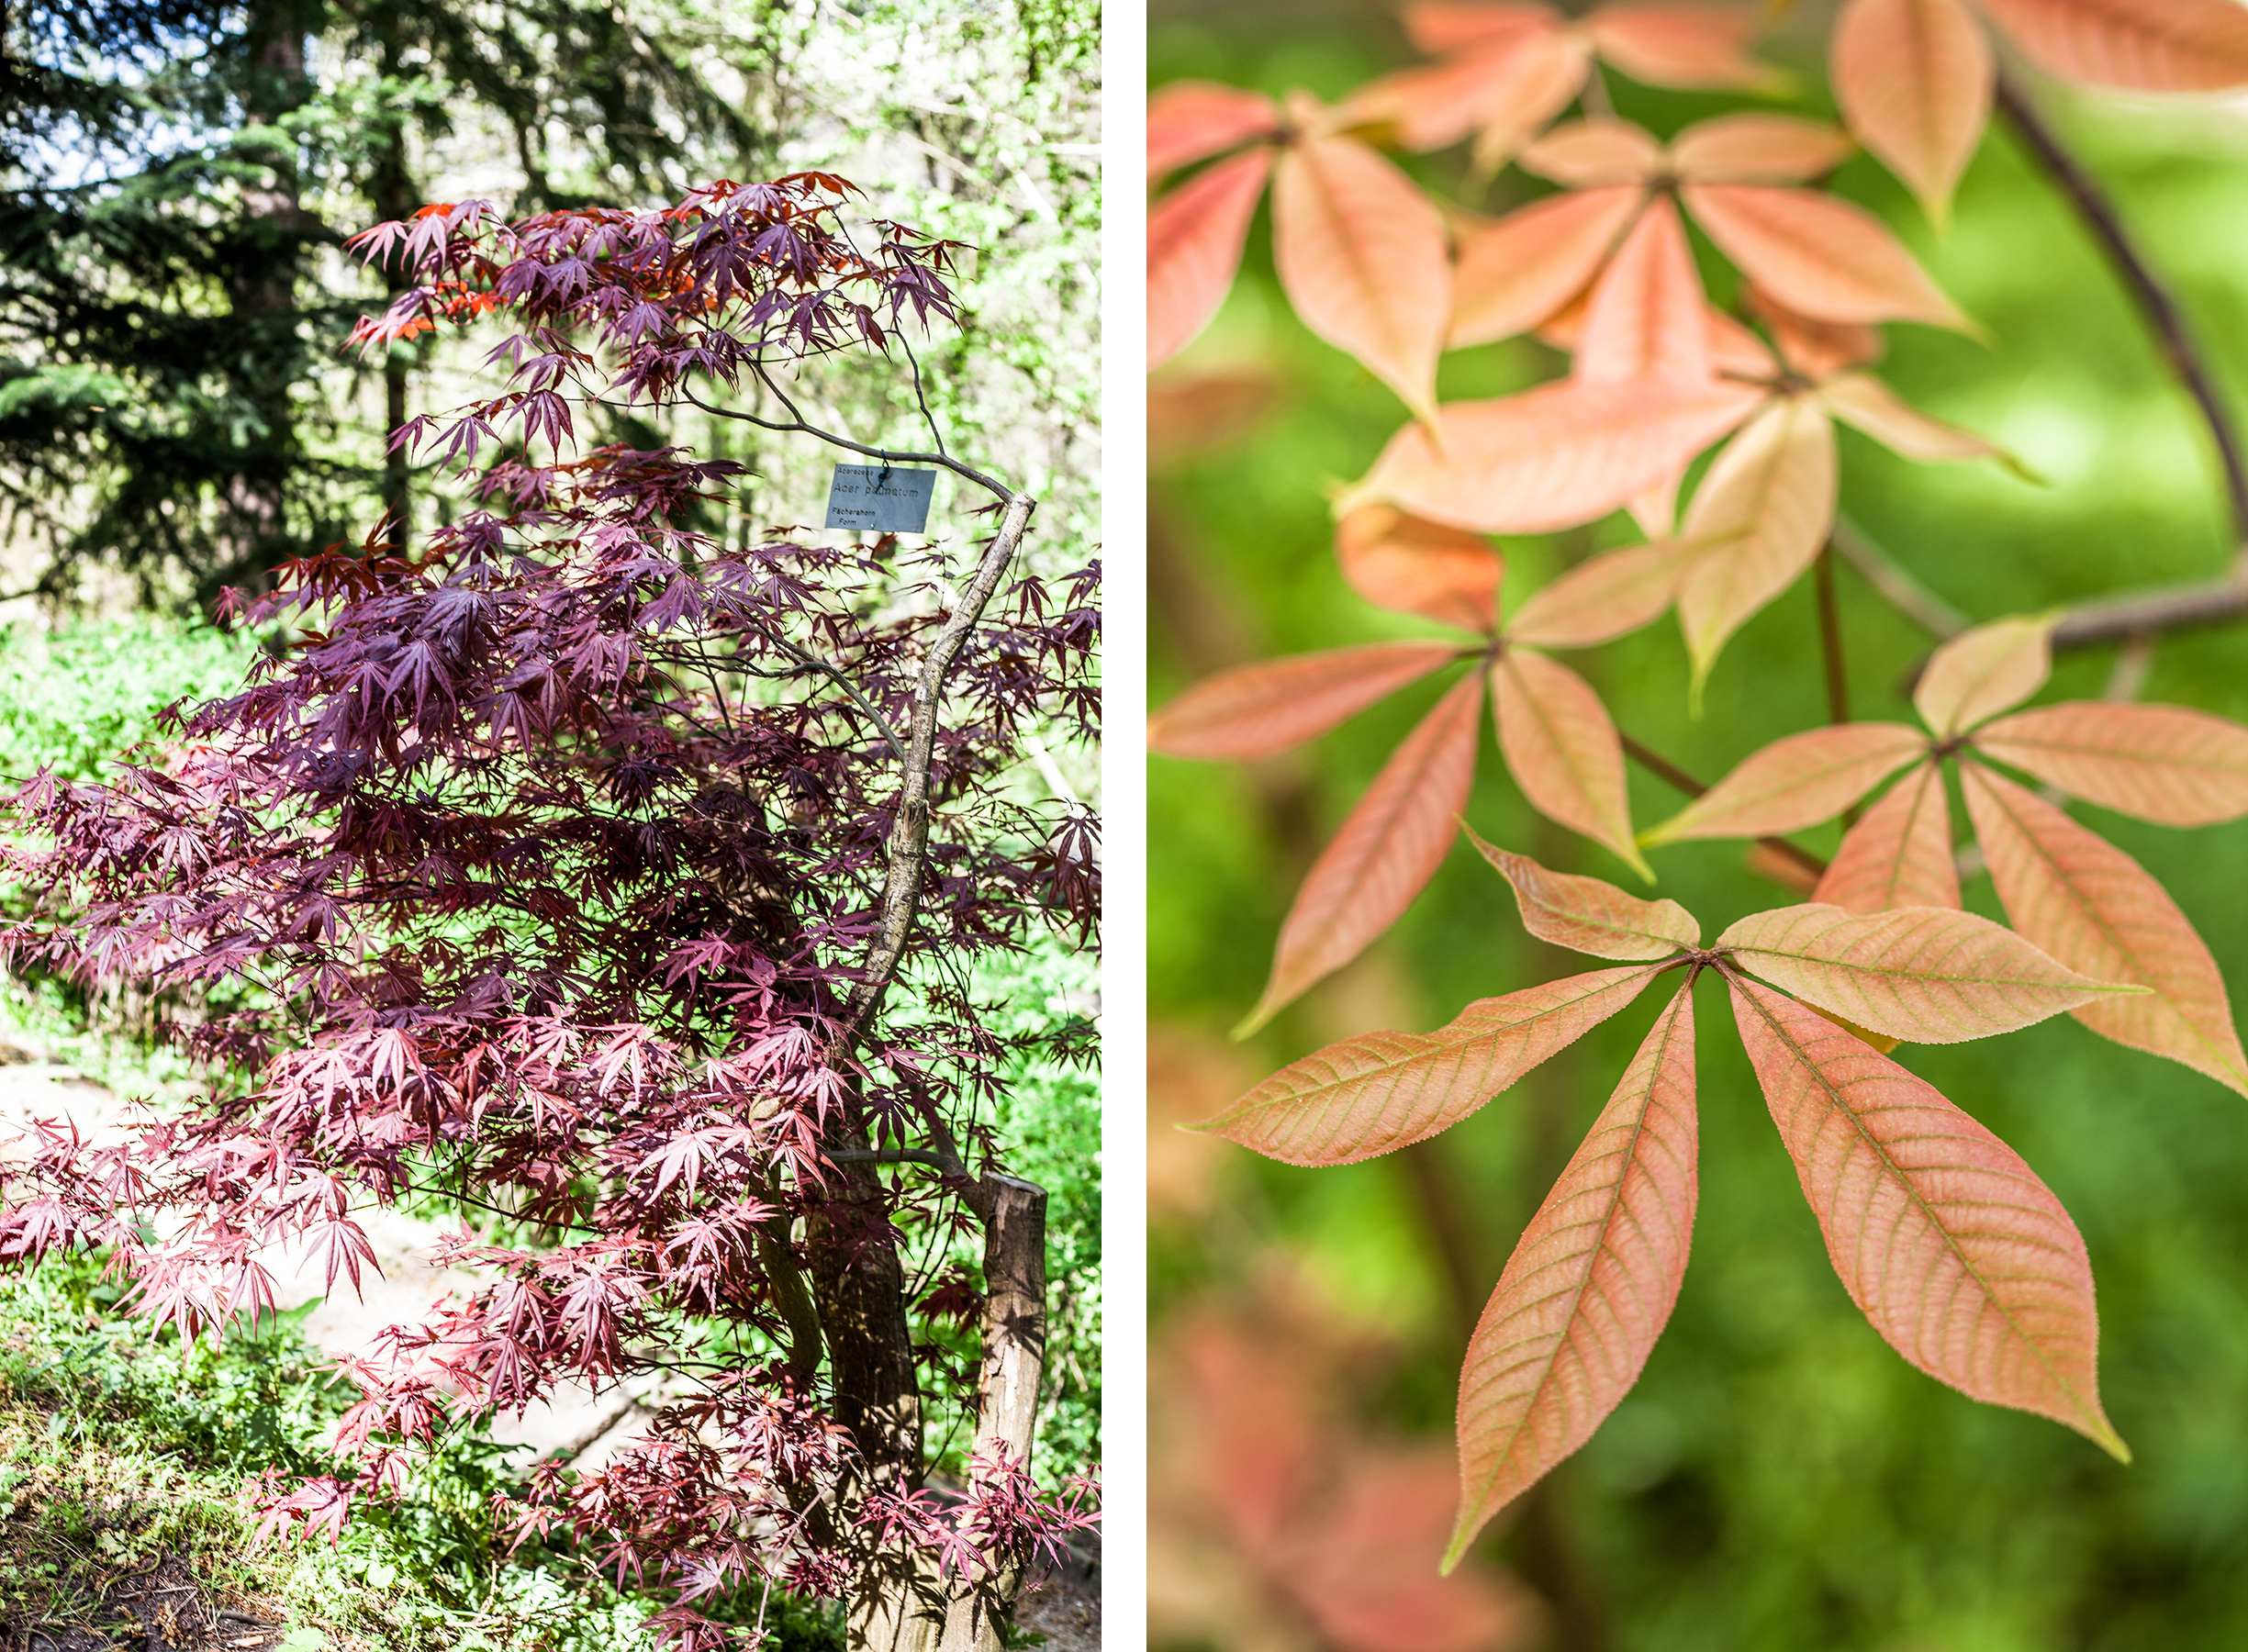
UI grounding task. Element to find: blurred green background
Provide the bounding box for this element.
[1148,5,2248,1650]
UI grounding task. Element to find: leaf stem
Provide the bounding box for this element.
[1996,70,2248,558]
[1620,732,1829,884]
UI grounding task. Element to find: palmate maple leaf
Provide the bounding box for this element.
[1148,527,1666,1032]
[1643,615,2248,1096]
[1193,842,2148,1569]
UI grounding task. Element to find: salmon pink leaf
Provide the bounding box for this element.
[1148,641,1468,762]
[1446,981,1697,1567]
[1466,831,1700,959]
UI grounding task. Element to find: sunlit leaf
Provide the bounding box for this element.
[1645,722,1929,843]
[1971,701,2248,827]
[1914,615,2052,739]
[1963,760,2248,1096]
[1729,976,2129,1459]
[1519,117,1667,187]
[1673,396,1840,698]
[1830,0,1993,227]
[1149,83,1281,182]
[1683,183,1974,329]
[1572,195,1713,386]
[1493,647,1653,878]
[1504,540,1698,650]
[1202,965,1660,1165]
[1467,831,1700,959]
[1814,759,1963,911]
[1336,507,1504,633]
[1241,672,1486,1033]
[1446,983,1698,1567]
[1450,187,1646,351]
[1976,0,2248,92]
[1750,286,1883,379]
[1148,641,1468,761]
[1343,377,1765,535]
[1450,187,1647,350]
[1149,150,1272,370]
[1669,113,1856,184]
[1817,371,2018,469]
[1586,1,1782,89]
[1274,129,1453,422]
[1718,901,2140,1044]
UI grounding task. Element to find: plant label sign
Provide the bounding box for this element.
[825,464,937,533]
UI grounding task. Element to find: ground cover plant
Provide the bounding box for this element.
[1150,0,2248,1622]
[0,165,1100,1652]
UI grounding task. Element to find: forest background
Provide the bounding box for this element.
[1147,2,2248,1650]
[0,2,1101,1647]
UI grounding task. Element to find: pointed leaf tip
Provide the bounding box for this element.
[1730,976,2126,1457]
[1451,984,1698,1554]
[1464,827,1699,959]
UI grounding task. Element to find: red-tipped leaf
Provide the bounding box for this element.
[1150,149,1272,370]
[1682,183,1974,329]
[1645,722,1929,843]
[1336,507,1504,633]
[1467,832,1700,959]
[1493,647,1652,878]
[1241,672,1486,1032]
[1148,641,1467,761]
[1449,186,1645,351]
[1816,760,1963,911]
[1971,701,2248,827]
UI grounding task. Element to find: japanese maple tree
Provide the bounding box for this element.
[0,173,1099,1651]
[1151,0,2248,1577]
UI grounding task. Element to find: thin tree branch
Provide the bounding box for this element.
[1996,69,2248,555]
[840,492,1039,1045]
[2048,575,2248,651]
[1620,732,1829,883]
[1815,544,1851,725]
[1831,515,1966,639]
[679,376,1012,504]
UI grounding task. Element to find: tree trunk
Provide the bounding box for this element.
[372,12,415,554]
[939,1174,1049,1652]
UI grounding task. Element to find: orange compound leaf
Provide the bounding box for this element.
[1448,186,1646,351]
[1749,287,1882,379]
[1342,376,1766,535]
[1239,672,1487,1034]
[1405,1,1562,56]
[1815,759,1963,912]
[1339,36,1567,156]
[1572,196,1713,387]
[1682,183,1974,331]
[1148,83,1281,183]
[1273,131,1453,424]
[1518,117,1669,187]
[1336,507,1505,633]
[1505,540,1698,650]
[1465,831,1701,959]
[1962,761,2248,1096]
[1445,982,1697,1568]
[1668,113,1857,184]
[1717,901,2139,1044]
[1644,722,1929,844]
[1706,306,1781,376]
[1672,396,1840,698]
[1148,640,1468,761]
[1975,0,2248,93]
[1584,1,1782,90]
[1728,977,2129,1460]
[1969,702,2248,827]
[1149,149,1272,371]
[1493,648,1654,878]
[1201,964,1660,1165]
[1914,614,2052,739]
[1831,0,1992,228]
[1816,372,2019,470]
[1467,28,1600,173]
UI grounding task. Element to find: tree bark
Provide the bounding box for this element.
[372,14,416,554]
[939,1174,1050,1652]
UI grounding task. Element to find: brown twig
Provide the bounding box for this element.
[840,492,1038,1043]
[1996,69,2248,555]
[1830,516,1967,640]
[1621,733,1829,883]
